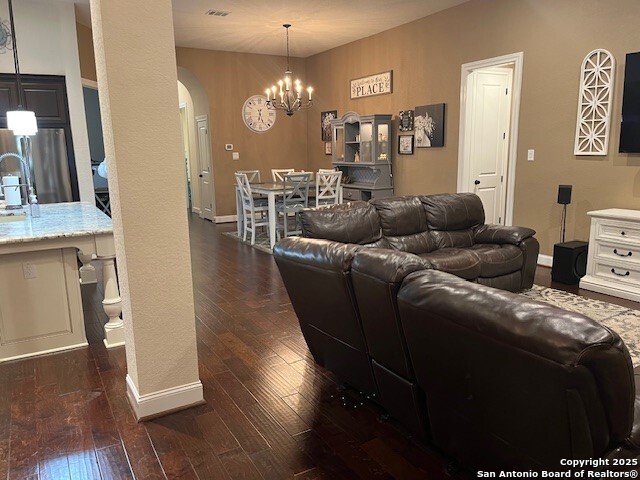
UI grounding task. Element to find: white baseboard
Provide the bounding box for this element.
[538,254,553,267]
[215,215,237,224]
[0,342,88,363]
[126,374,204,421]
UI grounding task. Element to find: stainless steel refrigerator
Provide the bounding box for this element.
[0,128,73,204]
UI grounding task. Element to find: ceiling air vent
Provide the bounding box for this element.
[205,9,230,16]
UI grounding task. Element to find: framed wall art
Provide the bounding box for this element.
[398,134,414,155]
[399,110,414,132]
[324,141,332,155]
[321,110,337,141]
[350,71,393,99]
[414,103,445,148]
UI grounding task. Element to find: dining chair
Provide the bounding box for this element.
[237,170,261,183]
[318,168,336,174]
[276,172,311,238]
[236,170,267,206]
[315,171,342,206]
[235,172,270,245]
[271,168,295,182]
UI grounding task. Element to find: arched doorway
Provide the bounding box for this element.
[177,67,215,221]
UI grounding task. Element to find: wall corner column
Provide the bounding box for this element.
[90,0,203,420]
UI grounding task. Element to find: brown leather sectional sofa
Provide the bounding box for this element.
[299,193,539,292]
[273,193,640,472]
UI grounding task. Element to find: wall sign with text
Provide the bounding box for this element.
[350,71,393,99]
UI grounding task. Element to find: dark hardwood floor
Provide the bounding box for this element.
[0,215,637,480]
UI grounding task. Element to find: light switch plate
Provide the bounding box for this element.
[23,262,37,279]
[232,152,239,160]
[527,149,535,161]
[225,144,233,151]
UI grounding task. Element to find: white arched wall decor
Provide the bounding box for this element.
[573,49,615,156]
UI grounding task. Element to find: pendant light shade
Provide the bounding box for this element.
[6,0,37,136]
[7,109,37,135]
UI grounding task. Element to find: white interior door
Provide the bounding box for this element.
[463,68,512,224]
[196,115,214,221]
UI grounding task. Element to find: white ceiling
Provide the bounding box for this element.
[73,0,469,58]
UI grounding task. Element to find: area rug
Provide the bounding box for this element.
[222,230,273,254]
[523,285,640,367]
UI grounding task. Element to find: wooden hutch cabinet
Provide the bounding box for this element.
[331,112,393,201]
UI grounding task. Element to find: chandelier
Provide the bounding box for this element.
[265,24,313,117]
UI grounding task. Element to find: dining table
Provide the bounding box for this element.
[235,182,317,249]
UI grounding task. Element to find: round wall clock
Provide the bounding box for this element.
[242,95,276,133]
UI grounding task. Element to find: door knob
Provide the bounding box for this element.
[474,180,480,185]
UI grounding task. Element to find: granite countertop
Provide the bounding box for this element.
[0,202,113,245]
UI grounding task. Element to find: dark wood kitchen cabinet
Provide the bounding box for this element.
[0,73,79,201]
[0,74,69,126]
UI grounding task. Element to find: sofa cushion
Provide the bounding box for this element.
[300,201,386,246]
[469,244,523,278]
[371,196,436,254]
[421,193,485,231]
[431,229,475,249]
[418,248,481,280]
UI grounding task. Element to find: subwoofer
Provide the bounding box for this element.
[551,241,588,285]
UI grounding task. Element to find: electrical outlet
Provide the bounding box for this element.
[232,152,240,160]
[527,149,535,161]
[225,144,233,151]
[22,262,37,279]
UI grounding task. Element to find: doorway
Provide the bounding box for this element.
[196,115,214,221]
[177,68,216,221]
[457,52,523,226]
[82,80,110,216]
[179,103,193,211]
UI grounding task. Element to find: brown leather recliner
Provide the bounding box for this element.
[273,202,388,397]
[370,193,539,292]
[398,269,640,471]
[274,203,639,471]
[350,248,437,439]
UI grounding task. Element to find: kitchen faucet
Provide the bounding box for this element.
[0,151,40,217]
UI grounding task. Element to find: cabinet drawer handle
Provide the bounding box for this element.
[613,249,632,257]
[611,268,630,277]
[621,231,626,236]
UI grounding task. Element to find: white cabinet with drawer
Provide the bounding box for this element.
[580,208,640,301]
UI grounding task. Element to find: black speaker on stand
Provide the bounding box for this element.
[551,185,588,284]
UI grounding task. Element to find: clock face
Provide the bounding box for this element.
[242,95,276,133]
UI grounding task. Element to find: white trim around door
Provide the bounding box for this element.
[457,52,524,226]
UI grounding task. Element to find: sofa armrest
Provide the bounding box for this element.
[474,224,536,245]
[273,237,363,272]
[352,248,432,283]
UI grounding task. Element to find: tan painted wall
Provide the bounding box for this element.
[76,21,97,82]
[175,48,309,216]
[77,1,640,253]
[305,0,640,256]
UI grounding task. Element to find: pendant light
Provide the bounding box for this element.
[6,0,37,136]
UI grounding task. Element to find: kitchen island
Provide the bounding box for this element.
[0,202,124,362]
